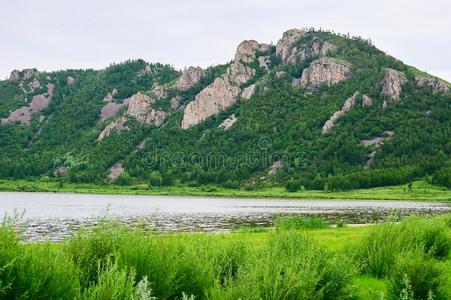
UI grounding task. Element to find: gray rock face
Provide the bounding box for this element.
[300,57,351,88]
[241,84,256,100]
[218,114,238,130]
[235,40,271,63]
[380,68,407,102]
[276,29,336,65]
[170,96,182,110]
[137,64,152,76]
[258,56,270,69]
[1,83,55,125]
[103,89,118,102]
[176,66,204,90]
[322,92,358,134]
[9,69,38,82]
[415,76,449,94]
[66,76,76,86]
[360,131,394,147]
[181,42,260,129]
[108,163,124,181]
[361,94,373,108]
[99,97,131,122]
[268,160,283,176]
[98,92,169,141]
[276,29,305,63]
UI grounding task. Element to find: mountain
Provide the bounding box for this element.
[0,28,450,190]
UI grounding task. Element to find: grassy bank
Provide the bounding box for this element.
[1,214,450,299]
[0,179,450,201]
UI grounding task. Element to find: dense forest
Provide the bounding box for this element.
[0,29,450,191]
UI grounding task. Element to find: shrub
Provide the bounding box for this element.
[275,216,329,230]
[389,250,442,300]
[285,179,301,192]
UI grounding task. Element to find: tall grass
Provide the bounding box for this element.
[353,214,451,299]
[0,214,449,299]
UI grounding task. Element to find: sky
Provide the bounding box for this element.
[1,0,450,81]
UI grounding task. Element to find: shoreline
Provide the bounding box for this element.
[0,179,449,201]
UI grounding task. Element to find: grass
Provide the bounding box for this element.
[0,214,450,299]
[0,179,449,201]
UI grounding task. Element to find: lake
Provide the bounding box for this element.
[0,192,450,241]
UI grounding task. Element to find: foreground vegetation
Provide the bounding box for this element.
[1,214,450,299]
[0,179,449,201]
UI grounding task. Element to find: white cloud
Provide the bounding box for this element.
[0,0,450,81]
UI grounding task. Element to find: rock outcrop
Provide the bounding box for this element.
[170,96,182,110]
[137,64,152,76]
[361,94,373,108]
[300,57,351,88]
[276,29,305,63]
[235,40,271,63]
[218,114,238,130]
[1,83,55,125]
[108,163,124,181]
[176,66,204,90]
[322,92,358,134]
[99,97,131,122]
[103,89,118,102]
[380,68,407,102]
[276,29,337,65]
[360,131,394,147]
[9,69,37,82]
[66,76,76,86]
[98,92,168,141]
[415,76,449,94]
[241,84,256,100]
[268,160,283,176]
[181,42,261,129]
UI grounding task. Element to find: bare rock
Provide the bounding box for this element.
[276,29,305,63]
[9,68,38,82]
[67,76,76,86]
[292,77,301,87]
[380,68,407,103]
[103,89,118,102]
[415,76,449,94]
[108,163,124,181]
[170,96,182,110]
[218,114,238,130]
[176,66,204,90]
[235,40,271,63]
[27,79,41,92]
[151,85,168,98]
[9,70,21,82]
[98,92,168,141]
[360,131,394,147]
[181,61,255,129]
[258,56,271,69]
[98,117,128,141]
[1,83,55,125]
[99,97,131,122]
[275,71,287,79]
[364,151,376,170]
[268,160,283,176]
[286,37,337,65]
[322,92,358,134]
[137,64,152,76]
[241,84,256,100]
[300,57,351,88]
[361,94,373,108]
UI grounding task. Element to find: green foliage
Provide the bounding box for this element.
[285,179,301,192]
[275,216,329,230]
[0,30,450,191]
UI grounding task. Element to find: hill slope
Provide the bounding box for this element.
[0,29,450,190]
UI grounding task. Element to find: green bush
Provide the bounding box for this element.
[285,179,301,192]
[389,250,442,300]
[275,216,329,230]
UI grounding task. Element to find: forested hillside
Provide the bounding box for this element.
[0,29,450,190]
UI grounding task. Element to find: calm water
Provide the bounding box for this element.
[0,192,450,241]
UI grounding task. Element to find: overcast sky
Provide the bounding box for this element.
[1,0,450,81]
